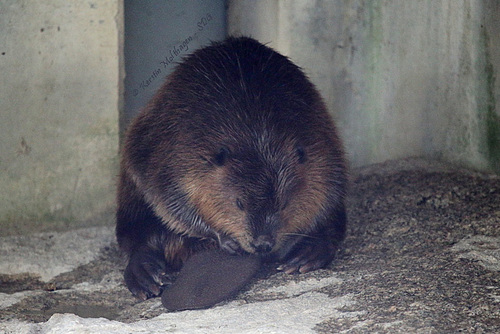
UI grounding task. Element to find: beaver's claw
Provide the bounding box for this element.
[124,249,174,301]
[278,240,338,274]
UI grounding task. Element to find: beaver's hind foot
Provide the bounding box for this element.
[277,240,338,274]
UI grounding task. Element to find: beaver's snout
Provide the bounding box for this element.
[251,235,275,254]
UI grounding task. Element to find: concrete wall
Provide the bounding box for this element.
[0,1,122,235]
[228,0,500,173]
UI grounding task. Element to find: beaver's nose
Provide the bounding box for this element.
[252,235,275,253]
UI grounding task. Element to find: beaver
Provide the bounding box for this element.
[116,36,347,303]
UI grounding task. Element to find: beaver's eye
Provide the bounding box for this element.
[236,198,244,211]
[214,147,230,166]
[296,145,307,164]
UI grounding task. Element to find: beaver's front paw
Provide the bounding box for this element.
[277,240,338,274]
[124,249,173,301]
[217,234,244,255]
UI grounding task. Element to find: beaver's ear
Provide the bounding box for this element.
[296,144,307,164]
[213,147,230,166]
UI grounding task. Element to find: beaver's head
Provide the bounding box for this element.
[178,124,339,256]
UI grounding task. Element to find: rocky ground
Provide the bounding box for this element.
[1,158,499,333]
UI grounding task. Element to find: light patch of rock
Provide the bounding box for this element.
[451,235,500,272]
[0,226,115,281]
[0,292,361,334]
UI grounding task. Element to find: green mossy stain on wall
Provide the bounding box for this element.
[362,1,385,162]
[486,111,500,171]
[483,28,500,172]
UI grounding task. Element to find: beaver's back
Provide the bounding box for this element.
[125,36,343,180]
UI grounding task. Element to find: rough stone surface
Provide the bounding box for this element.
[1,159,499,333]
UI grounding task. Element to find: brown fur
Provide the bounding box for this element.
[116,37,347,300]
